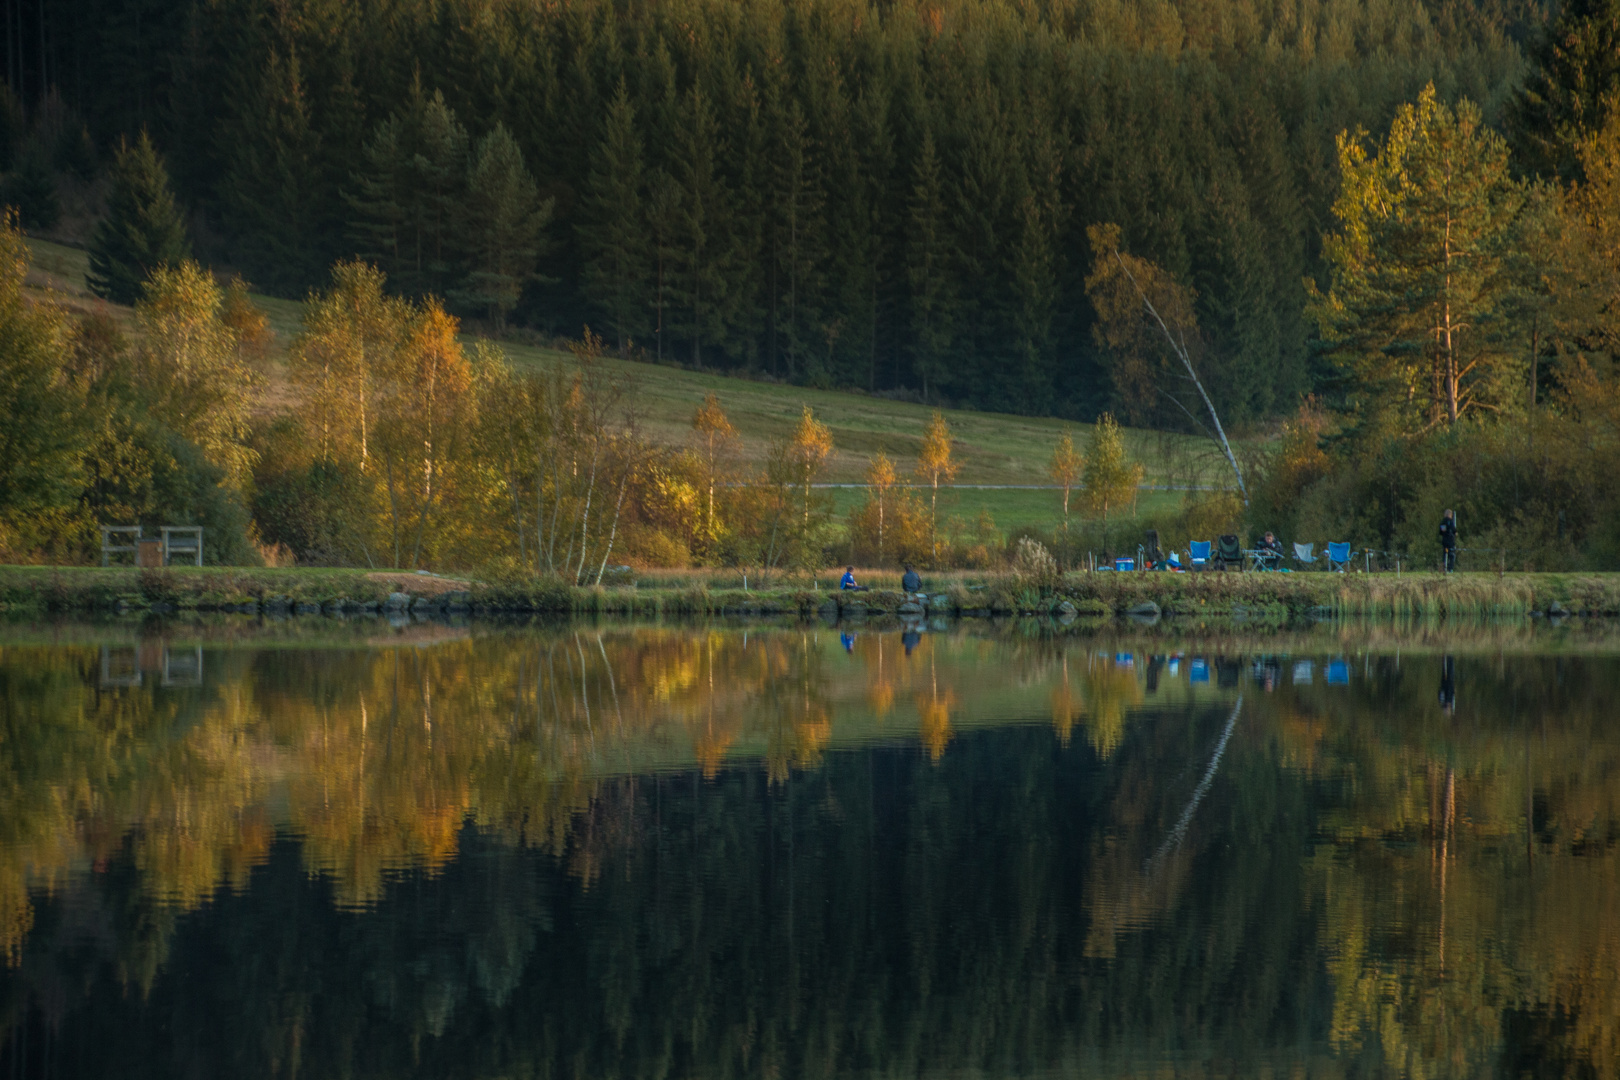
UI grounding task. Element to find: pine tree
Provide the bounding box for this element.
[86,132,189,304]
[579,82,650,353]
[452,123,553,329]
[1311,85,1527,436]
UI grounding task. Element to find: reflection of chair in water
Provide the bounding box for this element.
[1326,659,1350,685]
[1292,660,1313,684]
[1327,542,1353,573]
[1190,658,1210,684]
[1189,541,1212,571]
[1216,534,1243,570]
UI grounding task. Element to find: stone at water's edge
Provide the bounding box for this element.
[927,594,952,613]
[899,601,924,615]
[1127,601,1161,617]
[386,592,411,611]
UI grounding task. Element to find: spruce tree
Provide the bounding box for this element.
[218,50,324,293]
[1,151,61,231]
[87,132,189,304]
[668,86,734,369]
[1510,0,1620,180]
[771,100,825,380]
[579,82,650,352]
[451,123,553,329]
[906,130,953,404]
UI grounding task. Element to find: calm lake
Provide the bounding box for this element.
[1,617,1616,1078]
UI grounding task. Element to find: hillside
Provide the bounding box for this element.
[24,235,1235,535]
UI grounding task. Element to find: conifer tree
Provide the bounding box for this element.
[772,100,825,379]
[1312,85,1526,435]
[1510,0,1620,180]
[669,86,733,368]
[1,151,60,231]
[452,123,553,329]
[907,131,953,404]
[580,82,650,353]
[645,169,684,365]
[349,87,469,298]
[218,50,324,292]
[87,132,189,304]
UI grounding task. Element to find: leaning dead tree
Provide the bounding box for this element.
[1085,223,1248,506]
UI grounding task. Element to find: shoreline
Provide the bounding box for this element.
[3,566,1618,620]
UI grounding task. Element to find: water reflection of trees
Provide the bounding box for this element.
[1,633,1618,1075]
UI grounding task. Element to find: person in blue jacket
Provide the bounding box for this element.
[840,566,867,591]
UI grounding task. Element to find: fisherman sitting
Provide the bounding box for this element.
[840,566,868,592]
[901,564,922,595]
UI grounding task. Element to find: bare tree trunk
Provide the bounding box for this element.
[1113,252,1248,505]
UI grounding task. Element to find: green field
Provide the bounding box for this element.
[23,235,1241,538]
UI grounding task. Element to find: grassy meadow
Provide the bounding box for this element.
[22,235,1235,546]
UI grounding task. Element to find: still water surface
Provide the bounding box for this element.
[0,618,1616,1078]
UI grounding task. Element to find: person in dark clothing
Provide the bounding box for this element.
[901,564,921,593]
[1439,509,1458,573]
[1438,655,1456,714]
[1257,530,1285,570]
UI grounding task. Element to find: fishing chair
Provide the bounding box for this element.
[1293,543,1317,567]
[1143,529,1163,569]
[1327,542,1353,573]
[1188,541,1212,571]
[1216,534,1243,571]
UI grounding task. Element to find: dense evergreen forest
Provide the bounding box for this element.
[0,0,1546,420]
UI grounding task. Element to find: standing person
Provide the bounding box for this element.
[1439,509,1458,573]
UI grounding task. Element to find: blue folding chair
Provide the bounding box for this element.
[1327,542,1353,573]
[1191,658,1210,684]
[1189,541,1212,571]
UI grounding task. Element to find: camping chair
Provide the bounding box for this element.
[1143,529,1163,569]
[1327,542,1353,573]
[1293,542,1317,568]
[1216,534,1243,571]
[1188,541,1212,571]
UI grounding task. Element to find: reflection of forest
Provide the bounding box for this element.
[0,630,1617,1077]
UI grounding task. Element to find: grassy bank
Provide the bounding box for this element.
[5,565,1620,620]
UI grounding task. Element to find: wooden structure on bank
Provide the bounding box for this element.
[100,526,204,567]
